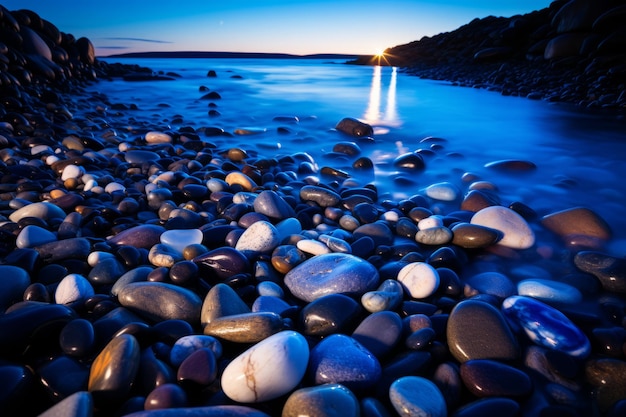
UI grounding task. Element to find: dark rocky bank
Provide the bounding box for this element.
[351,0,626,111]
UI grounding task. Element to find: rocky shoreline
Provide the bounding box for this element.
[2,4,626,417]
[351,0,626,112]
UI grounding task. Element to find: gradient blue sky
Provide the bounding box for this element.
[4,1,553,56]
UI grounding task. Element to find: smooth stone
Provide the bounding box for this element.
[296,239,332,256]
[253,190,296,221]
[148,244,184,268]
[170,335,222,367]
[308,334,381,390]
[517,279,583,304]
[271,245,307,274]
[34,238,91,263]
[460,189,500,212]
[118,282,202,324]
[415,226,453,246]
[88,334,140,404]
[16,225,57,249]
[123,405,271,416]
[282,384,360,417]
[502,295,591,358]
[300,293,361,336]
[447,300,520,363]
[124,150,160,164]
[464,272,516,300]
[257,281,284,298]
[284,253,380,302]
[405,327,436,350]
[352,222,394,247]
[88,257,126,285]
[221,330,309,402]
[335,117,373,137]
[108,225,166,249]
[361,279,404,313]
[9,201,66,223]
[452,397,520,417]
[352,311,402,358]
[460,359,532,398]
[111,266,153,296]
[275,217,303,241]
[104,182,126,194]
[471,206,535,249]
[393,152,425,171]
[204,312,284,343]
[55,273,95,306]
[87,251,116,267]
[193,247,250,281]
[252,295,292,315]
[432,362,462,410]
[201,283,251,326]
[0,266,30,312]
[37,391,93,417]
[299,185,342,207]
[585,358,626,412]
[542,206,611,241]
[389,376,447,417]
[38,355,89,400]
[225,171,257,191]
[177,347,218,387]
[60,319,95,357]
[235,220,281,256]
[145,383,187,410]
[397,262,440,299]
[145,131,173,144]
[484,159,536,171]
[450,223,501,249]
[160,229,203,256]
[425,182,460,201]
[574,251,626,294]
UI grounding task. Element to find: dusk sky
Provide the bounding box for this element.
[4,1,553,56]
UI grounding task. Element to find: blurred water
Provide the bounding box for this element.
[94,58,626,245]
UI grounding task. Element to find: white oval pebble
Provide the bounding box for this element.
[517,279,583,304]
[31,144,52,155]
[221,330,309,403]
[16,225,57,249]
[235,221,280,255]
[87,251,116,267]
[389,376,447,417]
[55,273,95,305]
[382,210,400,222]
[425,182,460,201]
[397,262,440,299]
[418,216,443,230]
[232,192,257,205]
[61,164,85,181]
[9,202,67,223]
[471,206,535,249]
[104,182,126,194]
[160,229,204,256]
[296,239,332,256]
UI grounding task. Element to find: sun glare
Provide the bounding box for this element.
[373,48,390,65]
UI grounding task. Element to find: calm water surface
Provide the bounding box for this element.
[94,58,626,248]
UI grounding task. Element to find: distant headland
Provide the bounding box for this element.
[104,51,363,60]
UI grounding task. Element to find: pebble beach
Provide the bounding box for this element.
[2,4,626,417]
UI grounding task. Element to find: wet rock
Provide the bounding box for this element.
[234,220,281,256]
[352,311,402,358]
[300,294,361,336]
[397,262,440,299]
[37,391,93,417]
[389,376,447,417]
[335,117,373,137]
[0,266,30,312]
[451,223,501,249]
[200,283,251,326]
[108,225,166,249]
[542,207,611,243]
[361,279,404,313]
[517,278,582,304]
[193,247,250,281]
[282,384,360,417]
[471,206,535,249]
[460,359,532,398]
[574,251,626,294]
[117,282,202,324]
[203,312,284,343]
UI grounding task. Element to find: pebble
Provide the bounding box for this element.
[299,185,342,207]
[118,282,202,324]
[459,359,532,397]
[415,226,453,246]
[177,347,218,387]
[450,223,501,248]
[517,278,583,304]
[221,331,309,402]
[193,247,250,281]
[425,181,460,201]
[148,244,183,268]
[284,386,360,417]
[308,334,382,390]
[169,335,222,367]
[144,383,187,410]
[389,376,447,417]
[470,206,535,249]
[55,273,95,306]
[284,253,380,302]
[145,131,172,143]
[397,262,440,299]
[447,299,520,363]
[574,251,626,294]
[8,201,66,223]
[59,319,95,357]
[352,311,403,358]
[160,229,203,256]
[541,206,611,242]
[253,190,296,221]
[296,238,332,255]
[203,312,284,342]
[0,266,30,312]
[300,293,361,336]
[15,225,57,249]
[200,283,251,326]
[502,295,591,358]
[464,271,516,299]
[108,224,166,249]
[234,220,281,256]
[361,279,404,313]
[452,397,520,417]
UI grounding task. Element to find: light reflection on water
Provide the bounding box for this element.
[96,58,626,245]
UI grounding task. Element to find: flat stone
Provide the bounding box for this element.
[460,359,532,397]
[299,185,341,207]
[542,207,611,242]
[447,299,520,363]
[389,376,447,417]
[574,251,626,294]
[118,282,202,325]
[415,226,453,246]
[35,238,91,263]
[282,384,360,417]
[9,201,66,223]
[484,159,536,171]
[125,150,160,164]
[425,182,460,201]
[451,223,501,249]
[203,312,284,343]
[284,253,380,302]
[502,295,591,358]
[221,331,309,402]
[517,279,583,304]
[471,206,535,249]
[122,405,271,416]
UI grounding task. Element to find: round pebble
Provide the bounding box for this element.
[397,262,440,299]
[389,376,447,417]
[471,206,535,249]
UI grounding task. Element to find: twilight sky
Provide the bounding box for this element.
[4,0,553,56]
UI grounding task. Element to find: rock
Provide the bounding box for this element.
[123,405,271,416]
[55,273,95,306]
[502,295,591,358]
[585,358,626,412]
[118,282,202,324]
[145,383,187,410]
[221,331,309,402]
[0,266,30,312]
[352,222,394,247]
[352,311,403,358]
[425,182,460,201]
[170,335,222,367]
[389,376,447,417]
[88,334,140,404]
[16,225,57,249]
[9,201,66,223]
[177,347,218,387]
[541,207,611,243]
[37,391,93,417]
[361,279,404,313]
[88,257,126,285]
[145,131,173,144]
[517,279,583,304]
[234,220,281,256]
[225,172,257,191]
[200,283,250,326]
[108,225,166,249]
[451,223,501,249]
[335,117,373,137]
[415,226,453,246]
[447,300,520,363]
[464,272,516,300]
[160,229,203,256]
[253,190,295,221]
[308,334,381,390]
[460,359,532,397]
[300,294,361,336]
[574,251,626,294]
[38,356,89,402]
[484,159,536,171]
[397,262,440,299]
[193,247,250,281]
[35,238,91,263]
[452,397,520,417]
[299,185,341,207]
[59,319,95,358]
[393,152,425,171]
[471,206,535,249]
[296,239,332,256]
[282,384,359,417]
[203,312,284,343]
[284,253,380,302]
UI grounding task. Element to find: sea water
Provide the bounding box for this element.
[93,58,626,247]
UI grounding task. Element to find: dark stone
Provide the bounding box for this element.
[300,293,362,336]
[460,359,532,397]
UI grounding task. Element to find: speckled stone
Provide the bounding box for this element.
[415,226,453,246]
[574,251,626,294]
[585,358,626,412]
[88,334,140,404]
[285,253,380,302]
[470,206,535,249]
[222,331,309,403]
[282,384,360,417]
[502,295,591,358]
[308,334,381,391]
[460,359,532,397]
[203,312,284,343]
[447,300,520,363]
[235,220,281,256]
[389,376,447,417]
[200,283,251,326]
[118,282,202,324]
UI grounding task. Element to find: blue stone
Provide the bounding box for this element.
[502,295,591,358]
[389,376,447,417]
[170,335,222,367]
[252,295,292,315]
[308,334,381,390]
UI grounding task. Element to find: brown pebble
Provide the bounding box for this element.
[460,189,499,212]
[451,223,501,249]
[541,206,611,242]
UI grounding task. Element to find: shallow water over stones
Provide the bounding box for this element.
[1,56,626,417]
